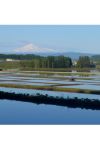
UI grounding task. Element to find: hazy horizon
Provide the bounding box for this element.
[0,25,100,54]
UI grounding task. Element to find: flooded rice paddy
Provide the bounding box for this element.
[0,71,100,124]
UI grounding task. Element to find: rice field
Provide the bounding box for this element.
[0,70,100,124]
[0,71,100,97]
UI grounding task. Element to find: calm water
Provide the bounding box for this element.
[0,72,100,124]
[0,99,100,124]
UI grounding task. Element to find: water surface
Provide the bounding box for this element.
[0,99,100,124]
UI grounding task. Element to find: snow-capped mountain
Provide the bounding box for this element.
[14,43,57,54]
[14,43,95,59]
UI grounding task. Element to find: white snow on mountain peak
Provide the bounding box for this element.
[14,43,56,53]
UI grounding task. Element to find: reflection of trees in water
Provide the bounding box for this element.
[0,91,100,110]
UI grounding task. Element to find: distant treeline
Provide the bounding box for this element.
[20,56,72,68]
[0,54,39,60]
[0,54,97,71]
[92,55,100,63]
[0,55,73,69]
[92,55,100,71]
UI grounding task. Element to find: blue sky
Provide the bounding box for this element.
[0,25,100,54]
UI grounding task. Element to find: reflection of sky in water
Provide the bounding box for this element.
[58,84,100,90]
[0,87,99,100]
[0,99,100,124]
[77,79,100,83]
[0,72,100,124]
[0,73,100,99]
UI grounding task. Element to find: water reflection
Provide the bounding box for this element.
[0,99,100,124]
[0,72,100,124]
[0,87,100,100]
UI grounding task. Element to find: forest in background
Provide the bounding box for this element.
[0,54,99,72]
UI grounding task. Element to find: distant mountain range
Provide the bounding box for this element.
[0,52,99,61]
[14,43,97,59]
[56,52,94,59]
[14,51,96,60]
[13,43,98,59]
[22,51,95,59]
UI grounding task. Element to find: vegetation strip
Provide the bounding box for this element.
[0,83,100,95]
[0,91,100,110]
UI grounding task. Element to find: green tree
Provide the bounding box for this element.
[77,56,91,68]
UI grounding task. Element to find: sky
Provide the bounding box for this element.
[0,25,100,54]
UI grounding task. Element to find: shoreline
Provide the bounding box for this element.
[0,91,100,110]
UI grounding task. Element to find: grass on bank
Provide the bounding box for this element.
[21,70,94,76]
[0,83,100,95]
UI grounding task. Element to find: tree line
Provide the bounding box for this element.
[0,54,96,71]
[20,56,72,69]
[0,54,39,60]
